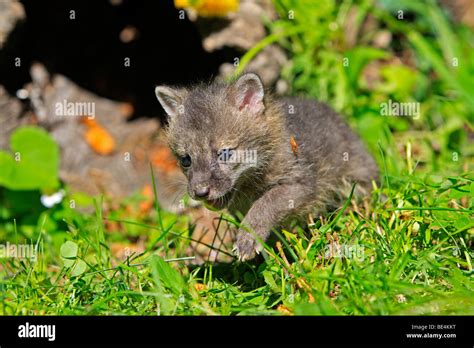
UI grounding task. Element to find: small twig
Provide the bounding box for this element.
[164,256,196,263]
[307,214,315,227]
[207,214,223,262]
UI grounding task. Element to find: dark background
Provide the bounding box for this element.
[0,0,239,118]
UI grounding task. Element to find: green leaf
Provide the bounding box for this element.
[377,65,418,99]
[60,241,87,276]
[425,228,431,245]
[0,126,60,190]
[60,241,78,268]
[344,46,389,86]
[0,152,15,187]
[70,259,87,277]
[150,255,185,296]
[262,270,280,293]
[454,216,472,231]
[294,301,339,315]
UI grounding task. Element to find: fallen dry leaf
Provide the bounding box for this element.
[81,118,116,155]
[142,184,153,198]
[139,200,153,215]
[290,135,298,157]
[174,0,239,17]
[276,304,293,315]
[138,185,154,214]
[194,283,207,291]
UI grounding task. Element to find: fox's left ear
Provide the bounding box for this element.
[232,73,265,115]
[155,86,186,118]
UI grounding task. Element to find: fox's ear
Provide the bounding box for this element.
[155,86,185,118]
[233,73,265,115]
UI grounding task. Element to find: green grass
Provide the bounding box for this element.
[0,159,472,315]
[0,0,473,315]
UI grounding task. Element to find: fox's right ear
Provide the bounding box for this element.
[155,86,185,118]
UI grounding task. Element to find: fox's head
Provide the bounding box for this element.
[155,73,277,210]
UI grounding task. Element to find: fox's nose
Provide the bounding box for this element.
[194,185,210,198]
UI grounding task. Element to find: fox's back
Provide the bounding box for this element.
[280,97,378,190]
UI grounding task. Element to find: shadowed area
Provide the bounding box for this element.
[0,0,239,118]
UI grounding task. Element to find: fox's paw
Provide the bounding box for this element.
[233,231,263,262]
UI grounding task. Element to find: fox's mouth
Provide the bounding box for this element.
[203,190,233,210]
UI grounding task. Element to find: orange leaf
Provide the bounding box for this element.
[80,117,97,127]
[139,185,154,214]
[141,184,153,198]
[174,0,238,17]
[84,123,116,155]
[276,304,292,315]
[290,135,298,156]
[194,283,207,291]
[139,200,153,214]
[150,145,178,173]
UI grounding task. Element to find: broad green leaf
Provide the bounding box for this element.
[71,259,87,277]
[0,126,60,190]
[60,241,78,268]
[344,46,389,86]
[151,255,185,296]
[262,270,280,293]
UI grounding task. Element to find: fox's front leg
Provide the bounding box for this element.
[234,184,311,261]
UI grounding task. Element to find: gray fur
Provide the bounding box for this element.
[155,73,379,261]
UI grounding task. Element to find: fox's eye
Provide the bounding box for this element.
[179,154,192,168]
[217,148,235,162]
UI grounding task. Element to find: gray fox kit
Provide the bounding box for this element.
[155,73,378,261]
